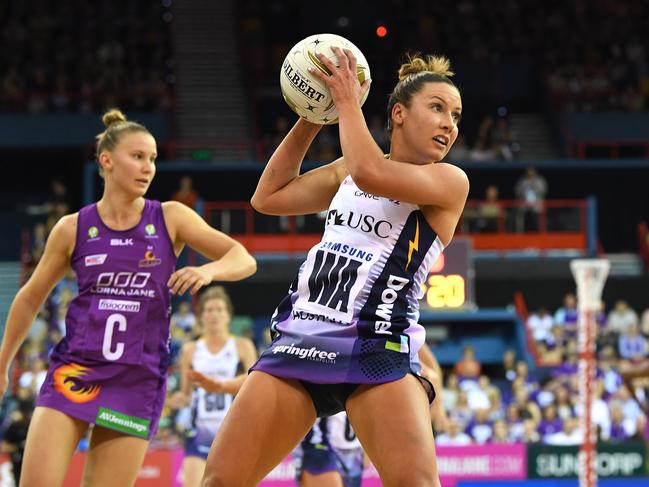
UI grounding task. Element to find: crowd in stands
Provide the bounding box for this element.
[240,0,649,159]
[0,1,174,113]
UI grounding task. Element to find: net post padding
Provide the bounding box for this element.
[570,259,610,487]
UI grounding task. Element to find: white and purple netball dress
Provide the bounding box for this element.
[184,337,241,459]
[251,175,443,387]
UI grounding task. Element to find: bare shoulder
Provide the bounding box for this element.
[181,339,198,357]
[162,200,193,220]
[49,213,79,255]
[432,162,469,187]
[234,336,256,351]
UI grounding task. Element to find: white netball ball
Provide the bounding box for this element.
[280,33,371,125]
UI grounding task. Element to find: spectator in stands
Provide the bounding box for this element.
[472,185,502,233]
[598,346,623,398]
[1,394,34,486]
[490,116,518,161]
[521,418,541,443]
[454,345,482,387]
[442,373,460,413]
[544,416,582,445]
[511,384,542,424]
[171,301,198,335]
[172,175,203,214]
[607,406,636,442]
[527,307,554,343]
[505,404,525,441]
[18,358,47,396]
[435,419,472,446]
[609,385,645,433]
[554,293,579,336]
[467,375,491,411]
[537,404,563,440]
[468,117,497,161]
[490,419,512,443]
[466,408,493,444]
[618,323,647,362]
[544,324,567,352]
[502,348,517,382]
[553,386,575,421]
[514,167,547,232]
[449,390,474,430]
[607,300,640,335]
[445,133,469,162]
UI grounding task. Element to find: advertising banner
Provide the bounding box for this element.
[436,444,527,487]
[528,442,646,479]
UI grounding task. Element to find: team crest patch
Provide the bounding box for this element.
[87,226,99,239]
[53,363,101,403]
[139,248,162,267]
[145,224,156,236]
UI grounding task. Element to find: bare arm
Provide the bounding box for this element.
[418,345,449,431]
[0,215,75,393]
[310,48,469,210]
[169,341,196,409]
[251,119,346,216]
[187,337,258,395]
[164,202,257,294]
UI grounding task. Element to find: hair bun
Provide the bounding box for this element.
[398,54,454,81]
[102,109,127,127]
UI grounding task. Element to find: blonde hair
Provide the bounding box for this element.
[386,53,458,134]
[398,54,454,81]
[199,286,234,316]
[95,109,151,174]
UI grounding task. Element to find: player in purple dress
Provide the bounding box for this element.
[0,109,256,487]
[201,49,468,487]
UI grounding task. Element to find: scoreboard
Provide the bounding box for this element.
[420,237,475,309]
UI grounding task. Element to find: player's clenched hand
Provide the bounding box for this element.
[167,266,212,295]
[188,370,225,393]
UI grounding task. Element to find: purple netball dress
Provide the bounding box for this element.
[251,176,444,386]
[37,200,177,440]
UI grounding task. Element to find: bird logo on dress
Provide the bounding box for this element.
[53,363,101,403]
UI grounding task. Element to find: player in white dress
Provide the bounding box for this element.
[173,286,257,487]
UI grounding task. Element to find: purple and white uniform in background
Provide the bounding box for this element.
[37,200,177,440]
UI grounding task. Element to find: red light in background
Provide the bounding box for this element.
[376,25,387,38]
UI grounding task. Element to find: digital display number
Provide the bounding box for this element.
[422,274,466,308]
[420,238,473,309]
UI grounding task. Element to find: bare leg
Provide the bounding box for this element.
[346,375,440,487]
[301,471,345,487]
[80,425,149,487]
[20,407,88,487]
[183,456,207,487]
[201,371,316,487]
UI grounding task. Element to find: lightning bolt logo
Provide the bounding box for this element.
[405,216,420,271]
[53,363,101,404]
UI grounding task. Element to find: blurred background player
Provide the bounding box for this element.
[295,411,364,487]
[172,286,257,487]
[0,109,256,487]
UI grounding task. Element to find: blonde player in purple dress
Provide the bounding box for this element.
[201,50,468,487]
[0,109,256,487]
